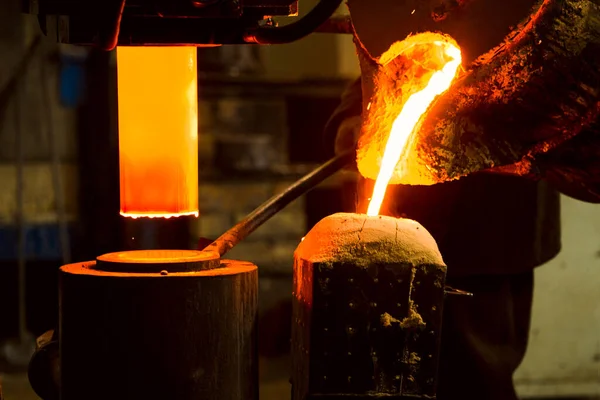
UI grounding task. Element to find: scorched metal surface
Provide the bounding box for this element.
[58,252,258,400]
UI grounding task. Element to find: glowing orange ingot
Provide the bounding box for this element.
[117,47,199,218]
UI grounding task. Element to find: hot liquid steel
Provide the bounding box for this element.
[117,46,199,218]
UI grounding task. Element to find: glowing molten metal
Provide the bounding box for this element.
[366,38,462,216]
[117,47,199,219]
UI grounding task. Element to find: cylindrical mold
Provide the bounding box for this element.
[292,213,447,399]
[59,250,258,400]
[117,46,199,218]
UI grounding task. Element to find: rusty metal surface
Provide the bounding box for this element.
[348,0,540,63]
[292,258,447,399]
[59,259,258,400]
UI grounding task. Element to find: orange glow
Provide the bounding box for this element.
[117,47,199,219]
[366,37,462,216]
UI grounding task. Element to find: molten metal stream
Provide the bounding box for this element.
[367,42,462,216]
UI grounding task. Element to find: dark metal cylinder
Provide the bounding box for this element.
[59,255,258,400]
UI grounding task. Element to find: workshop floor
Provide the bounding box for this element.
[0,357,293,400]
[1,373,39,400]
[260,355,291,400]
[2,369,599,400]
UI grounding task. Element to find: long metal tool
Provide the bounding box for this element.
[204,150,354,258]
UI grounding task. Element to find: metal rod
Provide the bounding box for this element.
[444,286,473,297]
[14,79,27,343]
[244,0,344,44]
[41,58,71,264]
[204,150,354,257]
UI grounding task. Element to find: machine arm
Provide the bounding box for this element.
[23,0,345,48]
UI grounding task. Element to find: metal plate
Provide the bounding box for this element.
[294,259,446,398]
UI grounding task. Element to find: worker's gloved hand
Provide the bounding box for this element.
[483,158,543,180]
[335,115,362,171]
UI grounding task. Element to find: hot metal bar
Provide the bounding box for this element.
[204,150,354,257]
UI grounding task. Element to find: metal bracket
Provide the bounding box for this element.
[444,286,473,297]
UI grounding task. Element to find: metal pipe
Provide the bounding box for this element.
[244,0,344,44]
[40,60,71,264]
[204,150,354,257]
[14,83,27,344]
[97,0,126,51]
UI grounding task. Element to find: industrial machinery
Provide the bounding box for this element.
[22,0,600,399]
[23,2,359,399]
[22,0,347,48]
